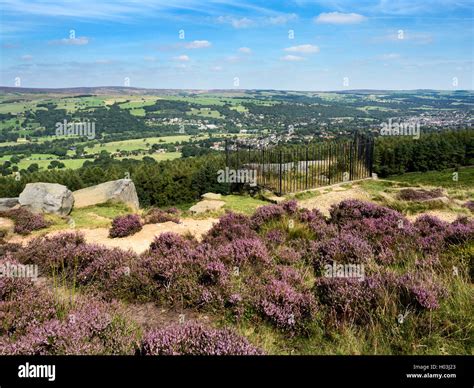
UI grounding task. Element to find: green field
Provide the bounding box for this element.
[84,135,191,154]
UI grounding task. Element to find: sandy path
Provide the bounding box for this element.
[9,218,218,254]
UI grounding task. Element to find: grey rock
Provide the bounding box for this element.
[201,192,222,201]
[73,179,139,210]
[19,183,74,215]
[0,197,19,211]
[189,200,225,214]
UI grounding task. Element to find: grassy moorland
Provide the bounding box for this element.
[0,169,472,355]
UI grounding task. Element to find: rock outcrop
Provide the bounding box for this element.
[0,197,19,211]
[19,183,74,215]
[73,179,139,210]
[189,200,225,214]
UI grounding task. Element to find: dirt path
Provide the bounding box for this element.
[8,218,218,254]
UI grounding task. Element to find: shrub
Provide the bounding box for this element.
[275,246,302,265]
[1,299,138,355]
[0,258,57,337]
[0,208,50,235]
[7,233,136,298]
[144,208,180,224]
[332,202,415,264]
[414,215,449,254]
[463,201,474,213]
[203,212,257,245]
[109,214,142,238]
[251,204,285,228]
[281,200,298,215]
[298,208,326,224]
[329,200,397,224]
[139,322,263,355]
[312,233,373,271]
[396,272,446,311]
[257,278,316,334]
[397,188,444,201]
[9,232,86,271]
[445,217,474,245]
[265,229,287,246]
[314,276,386,324]
[214,238,270,267]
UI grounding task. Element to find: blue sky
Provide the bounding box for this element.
[0,0,473,90]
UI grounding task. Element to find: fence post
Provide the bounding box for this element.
[349,140,353,181]
[328,143,332,185]
[369,137,374,177]
[305,147,309,190]
[225,138,229,168]
[279,149,283,196]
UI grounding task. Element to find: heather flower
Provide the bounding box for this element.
[148,232,192,257]
[10,232,86,272]
[0,208,50,235]
[396,272,446,311]
[251,204,285,228]
[298,208,326,224]
[463,201,474,213]
[1,299,138,355]
[314,276,385,324]
[199,261,229,287]
[144,208,180,224]
[109,214,142,238]
[312,233,373,271]
[281,200,298,215]
[264,229,287,245]
[203,212,257,245]
[445,217,474,245]
[256,278,316,334]
[414,215,449,254]
[214,238,270,267]
[275,246,302,265]
[139,322,263,355]
[397,188,444,201]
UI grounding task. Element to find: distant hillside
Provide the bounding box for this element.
[0,86,472,97]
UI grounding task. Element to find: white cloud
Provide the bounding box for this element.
[375,32,433,44]
[281,55,305,62]
[268,13,297,25]
[174,55,190,62]
[185,40,211,49]
[21,54,33,61]
[238,47,252,54]
[315,12,366,24]
[225,55,241,63]
[211,65,223,71]
[284,44,320,54]
[378,53,401,60]
[49,37,89,45]
[217,16,253,28]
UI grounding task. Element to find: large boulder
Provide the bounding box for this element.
[19,183,74,215]
[201,192,222,201]
[73,179,139,210]
[189,200,225,214]
[0,197,19,211]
